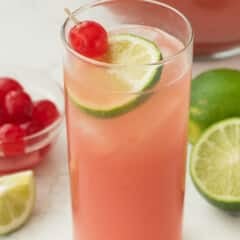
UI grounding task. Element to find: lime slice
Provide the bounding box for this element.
[68,33,162,117]
[0,171,35,235]
[189,68,240,144]
[190,118,240,211]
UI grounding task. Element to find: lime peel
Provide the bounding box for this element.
[189,68,240,144]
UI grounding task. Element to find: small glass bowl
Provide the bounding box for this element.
[0,66,64,174]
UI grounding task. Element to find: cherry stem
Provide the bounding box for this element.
[64,8,79,24]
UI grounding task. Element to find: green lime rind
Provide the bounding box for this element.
[190,118,240,211]
[189,68,240,144]
[191,173,240,211]
[68,34,162,118]
[68,67,161,118]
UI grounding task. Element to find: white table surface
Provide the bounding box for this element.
[0,1,240,240]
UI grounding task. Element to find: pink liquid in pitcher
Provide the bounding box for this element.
[162,0,240,56]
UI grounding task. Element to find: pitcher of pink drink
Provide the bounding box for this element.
[162,0,240,59]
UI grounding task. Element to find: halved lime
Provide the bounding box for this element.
[68,34,162,117]
[189,68,240,144]
[190,118,240,211]
[0,171,35,235]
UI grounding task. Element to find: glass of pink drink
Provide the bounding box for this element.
[61,1,193,240]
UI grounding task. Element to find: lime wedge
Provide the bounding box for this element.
[68,33,162,117]
[190,118,240,211]
[0,171,35,235]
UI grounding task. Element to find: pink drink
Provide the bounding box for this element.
[62,1,193,240]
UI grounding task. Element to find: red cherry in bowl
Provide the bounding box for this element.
[69,21,108,58]
[4,91,33,124]
[32,100,60,127]
[0,77,23,103]
[0,123,25,156]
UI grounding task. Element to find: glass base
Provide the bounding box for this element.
[195,46,240,61]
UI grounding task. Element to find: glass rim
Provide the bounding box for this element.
[61,0,193,68]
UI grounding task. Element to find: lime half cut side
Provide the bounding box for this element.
[190,118,240,211]
[0,171,35,235]
[68,33,162,118]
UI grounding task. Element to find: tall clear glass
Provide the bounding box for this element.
[61,1,193,240]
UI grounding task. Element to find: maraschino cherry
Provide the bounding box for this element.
[65,8,108,58]
[0,123,25,156]
[4,91,33,124]
[32,100,59,127]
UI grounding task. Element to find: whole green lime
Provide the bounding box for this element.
[189,68,240,144]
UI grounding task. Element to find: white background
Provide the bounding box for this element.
[0,1,240,240]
